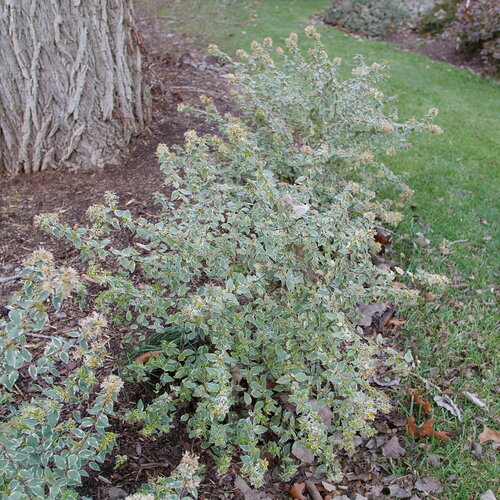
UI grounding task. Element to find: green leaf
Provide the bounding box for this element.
[294,373,309,382]
[243,392,252,405]
[8,309,22,325]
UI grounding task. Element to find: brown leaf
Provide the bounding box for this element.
[414,232,430,247]
[291,442,314,464]
[426,454,442,467]
[479,490,497,500]
[406,416,419,436]
[388,316,406,330]
[356,302,388,327]
[463,391,488,410]
[230,363,243,384]
[432,429,452,440]
[134,350,163,363]
[375,225,392,245]
[420,400,432,415]
[289,482,306,500]
[317,405,334,429]
[464,442,483,457]
[415,477,443,494]
[408,389,433,415]
[320,481,336,492]
[478,426,500,444]
[373,374,401,387]
[235,476,272,500]
[406,417,450,440]
[420,418,436,436]
[388,484,412,498]
[434,395,462,422]
[381,436,406,459]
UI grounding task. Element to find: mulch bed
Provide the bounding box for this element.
[317,13,494,76]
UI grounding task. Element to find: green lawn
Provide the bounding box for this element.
[139,1,500,497]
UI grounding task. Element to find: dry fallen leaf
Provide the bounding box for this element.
[393,281,407,290]
[464,441,483,457]
[356,302,388,327]
[434,395,462,422]
[415,476,443,494]
[388,316,406,330]
[375,225,392,245]
[289,482,306,500]
[388,483,412,498]
[414,232,430,247]
[406,416,450,440]
[426,454,442,467]
[317,404,334,429]
[134,350,163,363]
[373,374,401,387]
[291,442,314,464]
[478,426,500,444]
[408,389,432,415]
[480,490,497,500]
[463,391,488,410]
[381,436,406,459]
[230,363,243,384]
[320,480,336,493]
[234,476,271,500]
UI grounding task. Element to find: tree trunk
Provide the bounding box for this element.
[0,0,151,175]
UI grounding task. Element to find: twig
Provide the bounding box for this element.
[26,332,65,341]
[410,372,462,421]
[409,371,443,392]
[171,86,220,98]
[136,462,172,469]
[0,274,22,284]
[305,480,323,500]
[448,239,468,245]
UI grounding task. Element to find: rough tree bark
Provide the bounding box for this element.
[0,0,151,175]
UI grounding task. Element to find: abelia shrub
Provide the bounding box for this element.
[0,250,121,499]
[33,27,445,488]
[126,452,201,500]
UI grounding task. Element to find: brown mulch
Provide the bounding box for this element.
[383,26,489,75]
[317,13,493,76]
[0,15,233,295]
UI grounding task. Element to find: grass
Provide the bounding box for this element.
[137,1,499,497]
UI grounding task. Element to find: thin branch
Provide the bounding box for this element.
[26,332,66,341]
[171,86,221,98]
[305,480,323,500]
[410,371,462,422]
[409,371,444,392]
[0,274,22,284]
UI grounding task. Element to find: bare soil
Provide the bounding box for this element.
[383,26,488,75]
[318,13,493,76]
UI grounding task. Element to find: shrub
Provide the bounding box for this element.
[126,451,201,500]
[0,251,121,499]
[324,0,409,37]
[35,27,444,488]
[448,0,500,72]
[418,0,461,35]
